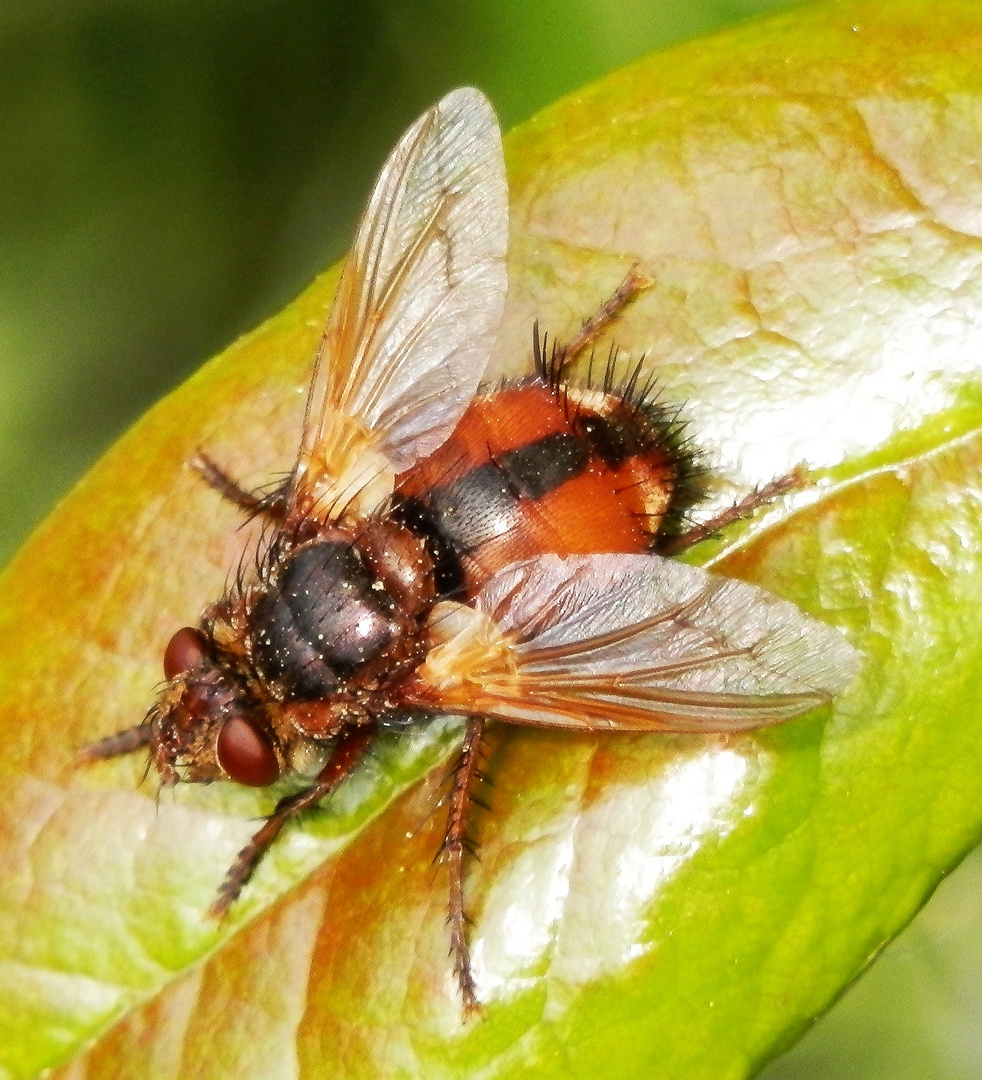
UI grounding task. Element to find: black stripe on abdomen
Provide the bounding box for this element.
[431,432,588,552]
[394,431,589,592]
[497,431,588,500]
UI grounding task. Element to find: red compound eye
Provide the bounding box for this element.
[216,716,280,787]
[163,626,209,680]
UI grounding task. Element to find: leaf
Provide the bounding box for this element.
[2,0,982,1076]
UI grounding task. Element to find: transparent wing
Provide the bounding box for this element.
[417,553,861,732]
[292,87,509,517]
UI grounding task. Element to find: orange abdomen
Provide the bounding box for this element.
[395,378,696,595]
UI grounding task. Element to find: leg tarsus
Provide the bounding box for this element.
[443,716,487,1017]
[208,725,374,919]
[660,464,809,556]
[559,265,654,373]
[192,450,287,520]
[80,721,153,764]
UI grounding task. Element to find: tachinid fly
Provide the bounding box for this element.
[85,87,861,1016]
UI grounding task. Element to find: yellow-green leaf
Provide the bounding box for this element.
[1,1,981,1076]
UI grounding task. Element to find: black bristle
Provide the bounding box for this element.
[530,319,710,543]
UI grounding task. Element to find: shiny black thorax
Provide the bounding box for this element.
[251,542,398,699]
[244,520,436,708]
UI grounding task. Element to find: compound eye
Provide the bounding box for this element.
[163,626,209,680]
[216,716,280,787]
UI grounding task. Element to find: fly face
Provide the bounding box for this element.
[84,86,861,1018]
[146,625,282,789]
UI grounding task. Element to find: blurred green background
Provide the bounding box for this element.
[1,1,979,1076]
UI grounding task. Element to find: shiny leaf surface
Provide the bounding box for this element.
[1,0,981,1076]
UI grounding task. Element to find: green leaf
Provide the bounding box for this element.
[2,0,982,1076]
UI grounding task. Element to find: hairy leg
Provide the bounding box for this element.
[442,716,488,1016]
[80,721,153,762]
[560,265,654,371]
[209,725,374,918]
[192,450,287,520]
[659,466,808,556]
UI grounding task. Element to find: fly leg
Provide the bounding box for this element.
[659,465,808,556]
[556,265,655,373]
[80,720,153,762]
[209,725,375,918]
[192,450,289,521]
[442,716,488,1016]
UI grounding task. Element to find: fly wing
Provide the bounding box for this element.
[291,87,509,520]
[417,553,861,732]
